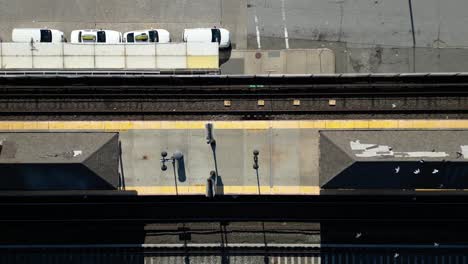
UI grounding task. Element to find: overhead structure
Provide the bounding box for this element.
[320,130,468,189]
[0,133,119,190]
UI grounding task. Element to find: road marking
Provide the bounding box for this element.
[281,0,290,49]
[254,7,262,49]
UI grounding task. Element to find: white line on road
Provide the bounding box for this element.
[254,7,262,49]
[281,0,290,49]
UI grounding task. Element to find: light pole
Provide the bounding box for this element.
[206,123,220,197]
[253,150,260,195]
[160,151,184,195]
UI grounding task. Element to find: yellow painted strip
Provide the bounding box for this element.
[126,186,320,195]
[415,189,468,192]
[132,121,162,129]
[214,121,244,129]
[187,56,219,69]
[271,121,300,129]
[325,120,355,129]
[368,120,399,128]
[243,121,270,130]
[0,120,468,131]
[352,120,369,129]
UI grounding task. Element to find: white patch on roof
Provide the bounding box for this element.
[350,140,449,158]
[350,140,378,151]
[461,145,468,159]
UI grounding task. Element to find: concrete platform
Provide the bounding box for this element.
[0,120,467,195]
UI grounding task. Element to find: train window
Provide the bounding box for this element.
[135,33,148,42]
[78,31,82,43]
[97,31,106,43]
[40,29,52,42]
[127,33,134,42]
[149,30,159,42]
[211,28,221,44]
[82,34,96,42]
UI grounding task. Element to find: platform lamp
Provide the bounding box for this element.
[160,150,184,195]
[205,123,220,198]
[253,150,261,195]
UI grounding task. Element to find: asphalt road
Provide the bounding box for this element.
[2,0,468,72]
[2,0,468,49]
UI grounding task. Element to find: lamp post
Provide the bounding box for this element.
[253,150,260,195]
[160,151,184,195]
[206,123,220,197]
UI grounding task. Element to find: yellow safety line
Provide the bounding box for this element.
[415,189,468,192]
[126,186,320,195]
[125,186,468,195]
[1,120,468,131]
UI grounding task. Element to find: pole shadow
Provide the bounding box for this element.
[210,142,224,195]
[118,141,126,190]
[176,155,187,183]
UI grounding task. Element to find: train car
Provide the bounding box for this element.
[123,29,170,43]
[12,28,64,43]
[183,27,230,48]
[70,29,122,44]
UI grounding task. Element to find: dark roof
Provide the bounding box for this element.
[0,132,119,190]
[319,130,468,189]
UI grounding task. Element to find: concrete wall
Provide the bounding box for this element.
[246,0,468,73]
[221,49,335,74]
[0,42,219,69]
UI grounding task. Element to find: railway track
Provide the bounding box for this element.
[0,73,468,118]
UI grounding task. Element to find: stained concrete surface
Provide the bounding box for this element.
[119,129,319,190]
[244,0,468,73]
[2,0,468,72]
[0,0,248,48]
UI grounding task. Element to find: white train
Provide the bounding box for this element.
[123,29,170,43]
[11,27,231,49]
[183,27,231,48]
[70,29,122,44]
[12,28,64,43]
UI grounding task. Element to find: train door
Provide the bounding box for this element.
[97,31,106,43]
[149,30,159,43]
